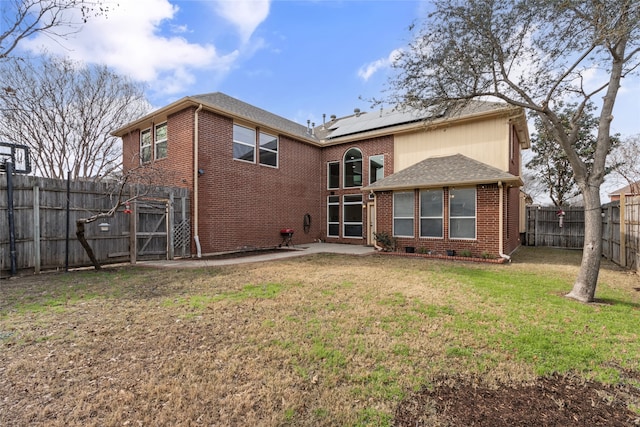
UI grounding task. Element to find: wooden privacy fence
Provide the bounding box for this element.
[525,199,639,271]
[524,206,585,248]
[1,174,190,277]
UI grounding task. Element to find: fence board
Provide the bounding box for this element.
[1,174,190,276]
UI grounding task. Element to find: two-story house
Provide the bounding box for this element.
[113,92,529,258]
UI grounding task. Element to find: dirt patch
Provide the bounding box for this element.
[394,373,640,426]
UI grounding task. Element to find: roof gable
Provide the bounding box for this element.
[364,154,521,191]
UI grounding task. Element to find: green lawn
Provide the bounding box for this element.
[1,247,638,426]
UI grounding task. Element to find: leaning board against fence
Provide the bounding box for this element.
[623,195,639,270]
[1,175,190,276]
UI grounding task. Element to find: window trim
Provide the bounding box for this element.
[233,123,256,163]
[328,161,340,189]
[140,127,152,164]
[448,187,477,240]
[343,148,363,188]
[327,195,340,237]
[343,194,363,239]
[419,189,443,238]
[154,122,167,160]
[393,191,414,237]
[258,130,278,168]
[369,154,384,185]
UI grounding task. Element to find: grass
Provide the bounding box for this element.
[0,247,639,426]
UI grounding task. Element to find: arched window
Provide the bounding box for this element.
[343,148,362,188]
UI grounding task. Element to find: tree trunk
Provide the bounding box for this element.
[76,220,102,270]
[566,186,602,302]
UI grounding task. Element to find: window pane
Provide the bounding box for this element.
[394,192,414,217]
[259,132,277,150]
[394,219,413,236]
[328,162,339,189]
[328,223,340,237]
[450,218,475,239]
[344,194,362,203]
[369,155,384,184]
[233,143,254,162]
[259,149,277,167]
[155,141,167,159]
[141,146,151,163]
[344,224,362,237]
[420,218,443,238]
[344,204,362,222]
[450,188,475,216]
[233,124,255,143]
[328,205,339,222]
[155,123,167,141]
[328,195,339,203]
[420,190,442,216]
[344,148,362,188]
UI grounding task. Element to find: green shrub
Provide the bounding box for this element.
[459,249,472,257]
[373,232,397,252]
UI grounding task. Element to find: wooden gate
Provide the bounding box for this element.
[135,199,169,260]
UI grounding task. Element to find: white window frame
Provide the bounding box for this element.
[258,131,278,168]
[393,191,414,237]
[343,148,363,188]
[343,194,363,238]
[369,154,384,185]
[233,124,256,163]
[328,162,340,189]
[449,187,477,240]
[420,189,443,238]
[327,195,340,237]
[154,122,167,160]
[140,128,151,164]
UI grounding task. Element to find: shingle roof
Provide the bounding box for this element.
[364,154,521,191]
[191,92,316,142]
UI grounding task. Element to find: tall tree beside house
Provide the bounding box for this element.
[526,102,620,207]
[387,0,640,302]
[0,54,149,180]
[0,0,112,59]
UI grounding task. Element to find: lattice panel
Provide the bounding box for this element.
[174,219,191,248]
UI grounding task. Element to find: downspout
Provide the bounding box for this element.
[498,181,511,261]
[193,104,203,258]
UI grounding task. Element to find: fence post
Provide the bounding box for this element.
[129,196,137,265]
[620,196,627,267]
[534,207,539,247]
[168,192,174,260]
[33,185,41,274]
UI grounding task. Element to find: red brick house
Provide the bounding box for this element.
[113,92,530,258]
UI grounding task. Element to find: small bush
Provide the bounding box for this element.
[459,249,472,257]
[374,232,397,252]
[481,251,494,259]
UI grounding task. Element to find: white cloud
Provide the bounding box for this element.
[213,0,271,44]
[358,49,403,82]
[18,0,243,95]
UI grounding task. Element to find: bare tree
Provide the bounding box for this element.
[0,54,149,180]
[609,134,640,195]
[76,164,173,270]
[0,0,112,59]
[388,0,640,302]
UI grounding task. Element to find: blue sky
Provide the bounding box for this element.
[19,0,429,129]
[15,0,640,199]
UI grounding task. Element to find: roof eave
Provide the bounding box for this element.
[112,96,321,146]
[364,176,523,192]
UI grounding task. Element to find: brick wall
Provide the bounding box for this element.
[195,110,322,253]
[375,185,505,258]
[320,135,394,244]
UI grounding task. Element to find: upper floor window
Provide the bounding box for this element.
[259,131,278,167]
[393,191,414,237]
[233,124,256,163]
[369,154,384,184]
[328,162,339,189]
[140,128,151,163]
[449,187,476,239]
[155,122,167,160]
[344,148,362,188]
[420,189,443,238]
